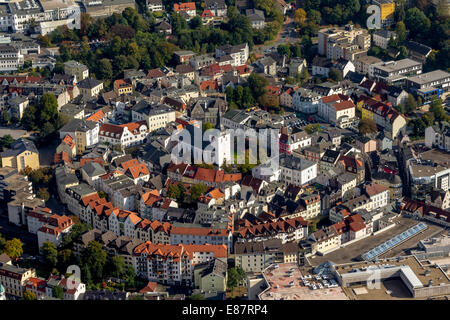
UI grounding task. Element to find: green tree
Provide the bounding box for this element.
[190,183,207,201]
[430,98,448,121]
[4,238,23,259]
[202,122,215,131]
[23,290,36,300]
[41,241,58,268]
[53,285,64,299]
[82,241,107,281]
[20,105,37,130]
[305,124,322,134]
[39,93,58,123]
[109,256,125,278]
[405,94,417,113]
[0,135,15,151]
[167,184,181,200]
[57,249,73,272]
[1,110,10,125]
[227,267,246,290]
[126,266,136,287]
[97,58,113,80]
[37,188,50,201]
[404,8,431,38]
[358,118,378,134]
[248,73,268,100]
[398,46,408,59]
[0,233,6,253]
[328,68,343,82]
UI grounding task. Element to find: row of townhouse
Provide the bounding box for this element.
[236,216,308,243]
[68,191,234,252]
[329,183,390,223]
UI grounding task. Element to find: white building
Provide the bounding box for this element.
[292,88,322,114]
[279,154,317,186]
[215,43,249,67]
[317,94,355,128]
[0,44,23,71]
[99,121,149,149]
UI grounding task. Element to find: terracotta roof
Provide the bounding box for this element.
[238,216,307,238]
[86,109,105,122]
[147,68,165,79]
[174,2,196,11]
[365,183,388,197]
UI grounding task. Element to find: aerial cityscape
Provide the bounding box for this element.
[0,0,449,304]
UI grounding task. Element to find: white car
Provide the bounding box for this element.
[318,283,324,289]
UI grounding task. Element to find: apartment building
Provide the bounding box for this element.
[146,0,163,11]
[215,43,249,67]
[317,94,356,128]
[279,127,312,154]
[235,239,300,272]
[318,25,370,61]
[358,96,406,139]
[37,214,74,250]
[279,154,318,187]
[132,241,227,286]
[77,78,104,98]
[169,223,233,253]
[0,44,24,71]
[59,119,99,155]
[236,216,308,243]
[372,30,397,49]
[173,2,196,18]
[308,226,341,255]
[372,0,395,27]
[99,121,149,149]
[0,262,36,298]
[291,87,322,114]
[131,101,176,132]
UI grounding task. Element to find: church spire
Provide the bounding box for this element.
[215,105,224,131]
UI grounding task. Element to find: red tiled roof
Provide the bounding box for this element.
[174,2,196,11]
[86,109,105,122]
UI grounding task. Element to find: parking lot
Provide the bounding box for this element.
[309,216,445,265]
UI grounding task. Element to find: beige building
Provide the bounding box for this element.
[59,119,99,155]
[0,139,40,171]
[0,259,36,298]
[235,240,300,273]
[77,78,104,98]
[64,60,89,81]
[309,226,341,255]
